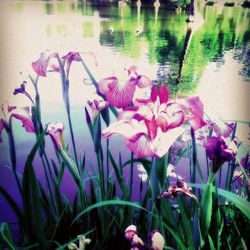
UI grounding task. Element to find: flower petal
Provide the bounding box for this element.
[0,119,4,143]
[159,85,168,104]
[12,113,34,133]
[99,77,136,108]
[203,137,220,160]
[47,122,64,150]
[63,52,81,77]
[151,85,158,102]
[126,134,154,158]
[150,127,184,158]
[136,75,152,88]
[150,231,165,250]
[167,111,184,129]
[102,119,147,140]
[98,76,118,95]
[32,52,59,77]
[183,96,206,130]
[213,122,234,138]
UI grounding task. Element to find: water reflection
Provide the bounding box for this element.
[98,2,249,93]
[0,1,249,107]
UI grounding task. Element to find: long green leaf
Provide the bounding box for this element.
[108,151,129,198]
[179,201,194,249]
[22,127,48,247]
[71,199,152,225]
[188,183,250,220]
[199,183,213,243]
[0,186,24,225]
[208,234,216,250]
[0,223,15,250]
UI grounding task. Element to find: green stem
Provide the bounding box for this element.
[59,149,84,208]
[97,152,105,200]
[41,156,56,213]
[129,152,134,199]
[6,123,22,195]
[208,171,215,184]
[66,102,78,167]
[106,139,110,183]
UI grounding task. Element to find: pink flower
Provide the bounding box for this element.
[13,81,34,104]
[32,51,59,77]
[160,179,197,200]
[62,52,81,78]
[179,96,206,130]
[32,51,81,78]
[98,65,152,109]
[150,231,165,250]
[125,225,165,250]
[87,99,109,117]
[102,85,184,158]
[125,225,144,250]
[47,122,64,150]
[0,102,34,142]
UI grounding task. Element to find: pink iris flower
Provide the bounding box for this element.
[125,225,164,250]
[98,65,152,109]
[102,85,184,158]
[32,51,60,77]
[47,122,65,150]
[62,52,81,78]
[125,225,144,250]
[0,102,34,142]
[32,51,81,78]
[203,136,237,173]
[178,96,206,130]
[87,99,109,118]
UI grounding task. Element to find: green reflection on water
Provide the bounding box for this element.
[12,1,250,95]
[98,3,249,94]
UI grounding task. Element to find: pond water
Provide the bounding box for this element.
[0,0,249,223]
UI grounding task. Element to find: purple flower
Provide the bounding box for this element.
[47,122,64,150]
[98,65,152,109]
[208,121,234,138]
[13,81,34,104]
[203,136,237,173]
[13,81,26,95]
[32,51,59,77]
